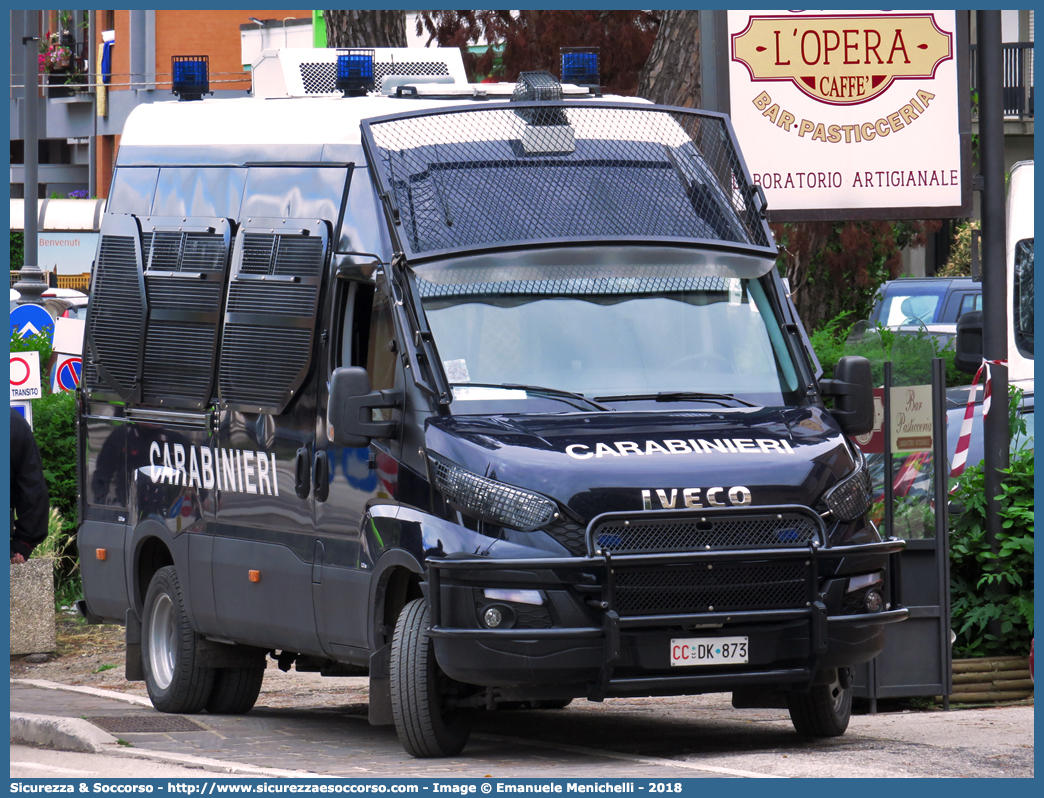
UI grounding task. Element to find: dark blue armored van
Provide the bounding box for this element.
[77,47,907,757]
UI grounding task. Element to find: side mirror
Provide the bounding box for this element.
[954,311,984,374]
[327,366,402,448]
[820,356,874,435]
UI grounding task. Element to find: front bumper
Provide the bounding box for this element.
[426,511,907,700]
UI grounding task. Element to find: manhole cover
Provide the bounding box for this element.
[89,715,209,733]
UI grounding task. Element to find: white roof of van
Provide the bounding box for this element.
[119,90,647,150]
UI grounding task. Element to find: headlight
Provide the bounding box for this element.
[432,459,558,531]
[823,448,873,521]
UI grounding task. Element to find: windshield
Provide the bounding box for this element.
[416,262,803,410]
[874,283,947,326]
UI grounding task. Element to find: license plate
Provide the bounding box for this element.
[670,636,748,666]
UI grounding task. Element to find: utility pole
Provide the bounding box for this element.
[975,11,1009,558]
[15,10,47,306]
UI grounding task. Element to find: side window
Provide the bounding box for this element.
[337,280,374,370]
[217,218,329,414]
[958,292,981,317]
[139,217,233,409]
[1013,238,1033,358]
[367,282,399,392]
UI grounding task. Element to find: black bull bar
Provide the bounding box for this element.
[425,536,908,699]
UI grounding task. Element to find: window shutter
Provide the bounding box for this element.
[139,217,233,409]
[217,218,329,414]
[84,215,147,403]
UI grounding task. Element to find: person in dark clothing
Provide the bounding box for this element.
[10,408,50,564]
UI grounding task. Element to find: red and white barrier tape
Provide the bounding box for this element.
[950,358,1006,479]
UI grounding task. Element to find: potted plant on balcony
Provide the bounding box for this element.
[40,31,81,98]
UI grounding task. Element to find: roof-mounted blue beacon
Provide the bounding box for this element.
[336,49,375,97]
[561,47,600,93]
[171,55,212,101]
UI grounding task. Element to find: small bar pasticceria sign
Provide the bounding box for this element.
[728,10,966,219]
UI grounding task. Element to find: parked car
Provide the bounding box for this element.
[9,287,89,320]
[945,383,1034,467]
[870,277,980,335]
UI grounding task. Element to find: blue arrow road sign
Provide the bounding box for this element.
[10,304,56,342]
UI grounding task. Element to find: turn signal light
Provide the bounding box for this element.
[248,570,261,583]
[95,548,107,561]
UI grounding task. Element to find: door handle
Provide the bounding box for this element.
[313,450,330,503]
[295,447,310,499]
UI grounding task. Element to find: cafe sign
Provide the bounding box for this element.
[890,384,934,453]
[727,10,969,220]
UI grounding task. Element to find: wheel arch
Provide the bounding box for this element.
[129,518,178,615]
[368,548,424,652]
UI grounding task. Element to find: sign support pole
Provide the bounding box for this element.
[975,11,1009,565]
[16,10,47,307]
[699,10,731,114]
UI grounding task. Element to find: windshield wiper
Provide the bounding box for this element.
[592,391,758,408]
[451,383,611,411]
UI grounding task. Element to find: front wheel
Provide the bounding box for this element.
[787,670,852,737]
[390,598,472,758]
[141,566,214,714]
[206,666,266,714]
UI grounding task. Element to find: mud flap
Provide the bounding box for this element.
[368,643,393,725]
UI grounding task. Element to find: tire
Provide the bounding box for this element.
[141,566,214,714]
[206,666,266,714]
[787,670,852,737]
[390,598,472,757]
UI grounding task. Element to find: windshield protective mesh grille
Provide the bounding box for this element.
[364,103,770,256]
[417,273,731,300]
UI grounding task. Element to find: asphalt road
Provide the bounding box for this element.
[9,680,1035,778]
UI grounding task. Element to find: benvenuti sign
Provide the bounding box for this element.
[728,10,969,220]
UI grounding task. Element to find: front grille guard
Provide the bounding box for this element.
[427,538,906,699]
[425,526,907,700]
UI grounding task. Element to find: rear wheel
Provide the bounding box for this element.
[141,566,214,713]
[390,598,472,757]
[787,670,852,737]
[206,666,266,714]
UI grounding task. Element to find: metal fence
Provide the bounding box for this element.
[970,42,1034,118]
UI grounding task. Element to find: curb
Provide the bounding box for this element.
[11,712,118,754]
[10,679,324,777]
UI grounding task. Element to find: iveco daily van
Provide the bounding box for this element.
[77,47,907,757]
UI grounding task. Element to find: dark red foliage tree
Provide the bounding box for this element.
[416,10,660,94]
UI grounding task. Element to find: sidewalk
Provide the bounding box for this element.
[9,679,729,778]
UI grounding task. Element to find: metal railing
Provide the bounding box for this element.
[970,42,1034,119]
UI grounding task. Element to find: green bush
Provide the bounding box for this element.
[809,312,961,387]
[11,327,81,602]
[948,447,1034,658]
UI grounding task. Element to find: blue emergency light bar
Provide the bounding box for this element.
[336,49,375,96]
[171,55,211,101]
[560,47,599,87]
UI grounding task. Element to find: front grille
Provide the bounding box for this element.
[615,561,807,617]
[590,511,821,555]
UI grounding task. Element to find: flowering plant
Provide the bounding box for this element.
[39,32,73,73]
[44,44,73,71]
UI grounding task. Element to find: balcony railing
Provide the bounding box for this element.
[970,42,1034,119]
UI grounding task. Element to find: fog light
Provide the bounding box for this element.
[483,607,503,628]
[864,589,884,613]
